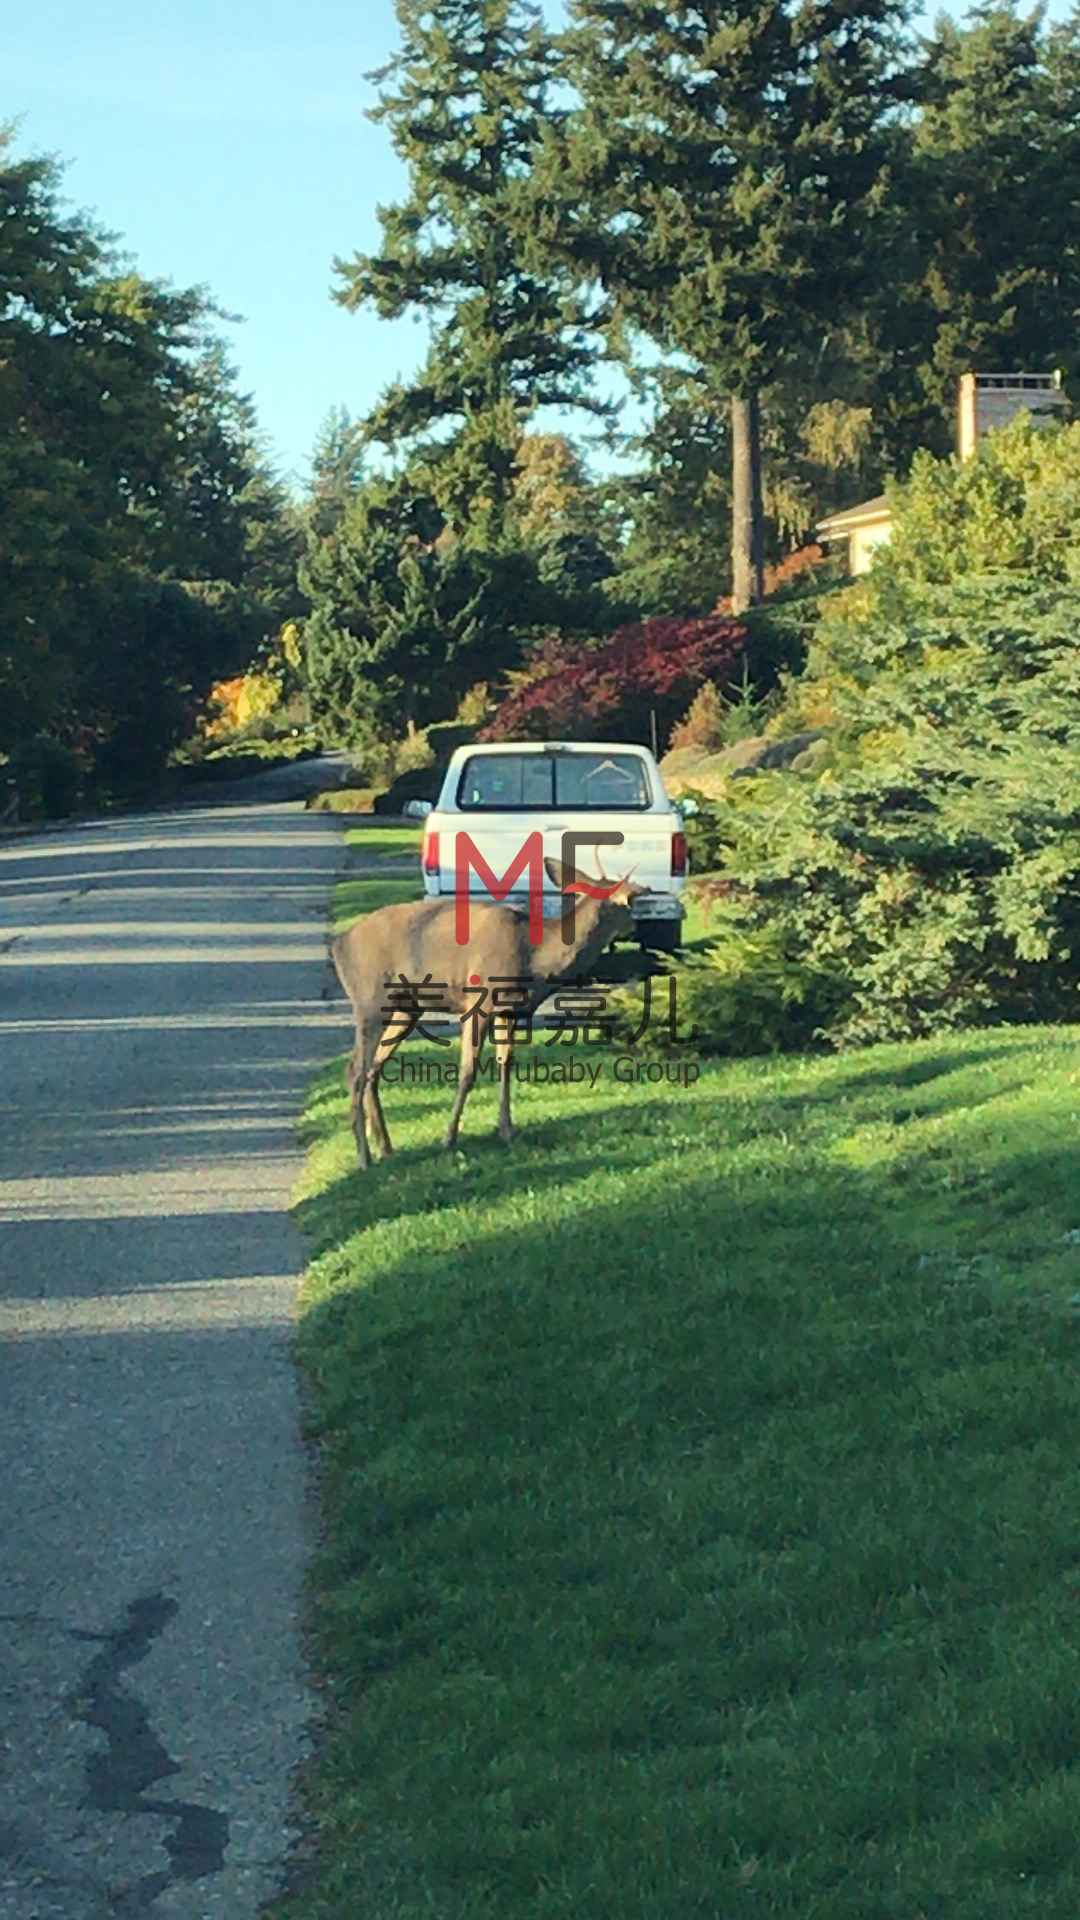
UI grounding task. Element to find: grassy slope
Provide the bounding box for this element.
[275,838,1080,1920]
[331,825,422,931]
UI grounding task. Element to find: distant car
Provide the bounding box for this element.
[419,741,687,951]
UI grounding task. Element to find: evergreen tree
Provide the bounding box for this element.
[305,405,366,538]
[511,433,592,544]
[601,371,734,616]
[533,0,913,608]
[0,128,297,795]
[874,2,1080,465]
[334,0,611,542]
[300,466,550,745]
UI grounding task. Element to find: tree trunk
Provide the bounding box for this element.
[731,390,765,613]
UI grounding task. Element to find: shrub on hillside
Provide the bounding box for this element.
[649,577,1080,1053]
[481,614,748,745]
[766,422,1080,739]
[395,722,435,775]
[453,682,493,727]
[203,670,283,740]
[762,543,828,596]
[668,683,728,752]
[876,413,1080,593]
[669,662,779,755]
[9,734,86,820]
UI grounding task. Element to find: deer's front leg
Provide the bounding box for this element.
[444,1016,486,1150]
[494,1020,514,1145]
[364,1012,412,1159]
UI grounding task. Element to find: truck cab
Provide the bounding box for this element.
[419,741,688,951]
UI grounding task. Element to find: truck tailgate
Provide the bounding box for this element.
[433,814,675,899]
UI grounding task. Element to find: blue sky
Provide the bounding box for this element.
[6,0,1070,495]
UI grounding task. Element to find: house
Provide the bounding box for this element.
[814,495,892,577]
[816,371,1068,576]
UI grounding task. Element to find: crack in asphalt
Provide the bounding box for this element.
[64,1593,230,1916]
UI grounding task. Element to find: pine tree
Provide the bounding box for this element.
[883,2,1080,458]
[511,433,591,544]
[600,369,734,616]
[305,405,366,538]
[334,0,611,542]
[534,0,912,609]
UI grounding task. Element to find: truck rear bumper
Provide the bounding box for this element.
[425,885,685,920]
[631,893,684,923]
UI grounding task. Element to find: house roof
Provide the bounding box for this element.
[816,494,891,534]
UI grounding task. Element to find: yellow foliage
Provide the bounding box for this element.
[455,682,492,726]
[202,670,282,739]
[235,671,282,727]
[512,433,588,540]
[280,622,303,670]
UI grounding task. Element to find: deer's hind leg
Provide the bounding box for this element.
[345,1017,381,1170]
[493,1017,515,1146]
[363,1012,413,1159]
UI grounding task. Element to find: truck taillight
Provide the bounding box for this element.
[671,830,687,877]
[423,829,440,875]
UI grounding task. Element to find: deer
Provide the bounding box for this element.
[330,857,645,1166]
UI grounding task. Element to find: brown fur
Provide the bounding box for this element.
[330,863,640,1164]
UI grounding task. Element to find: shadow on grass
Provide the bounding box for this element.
[296,1048,685,1256]
[283,1027,1080,1920]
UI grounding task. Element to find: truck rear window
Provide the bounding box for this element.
[456,753,652,811]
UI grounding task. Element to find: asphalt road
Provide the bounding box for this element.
[0,767,350,1918]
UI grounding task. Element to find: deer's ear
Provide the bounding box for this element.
[544,857,566,890]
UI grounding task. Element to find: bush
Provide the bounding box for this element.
[875,413,1080,593]
[647,433,1080,1058]
[649,576,1080,1054]
[668,663,778,754]
[761,542,828,596]
[9,735,86,819]
[679,793,731,873]
[425,722,476,760]
[395,723,435,775]
[481,613,749,745]
[305,787,377,814]
[373,764,444,815]
[202,669,284,740]
[621,925,839,1059]
[454,682,493,727]
[668,683,727,752]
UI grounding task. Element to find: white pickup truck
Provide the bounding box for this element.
[418,740,688,951]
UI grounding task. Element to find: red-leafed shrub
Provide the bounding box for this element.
[762,544,826,596]
[480,614,748,745]
[710,547,826,618]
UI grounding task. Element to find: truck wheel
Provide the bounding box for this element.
[638,923,681,954]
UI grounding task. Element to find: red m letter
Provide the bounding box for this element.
[455,831,545,945]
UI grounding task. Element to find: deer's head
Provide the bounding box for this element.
[543,855,644,947]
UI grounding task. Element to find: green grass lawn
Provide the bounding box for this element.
[333,825,422,931]
[275,854,1080,1920]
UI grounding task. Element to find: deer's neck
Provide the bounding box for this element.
[532,898,610,991]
